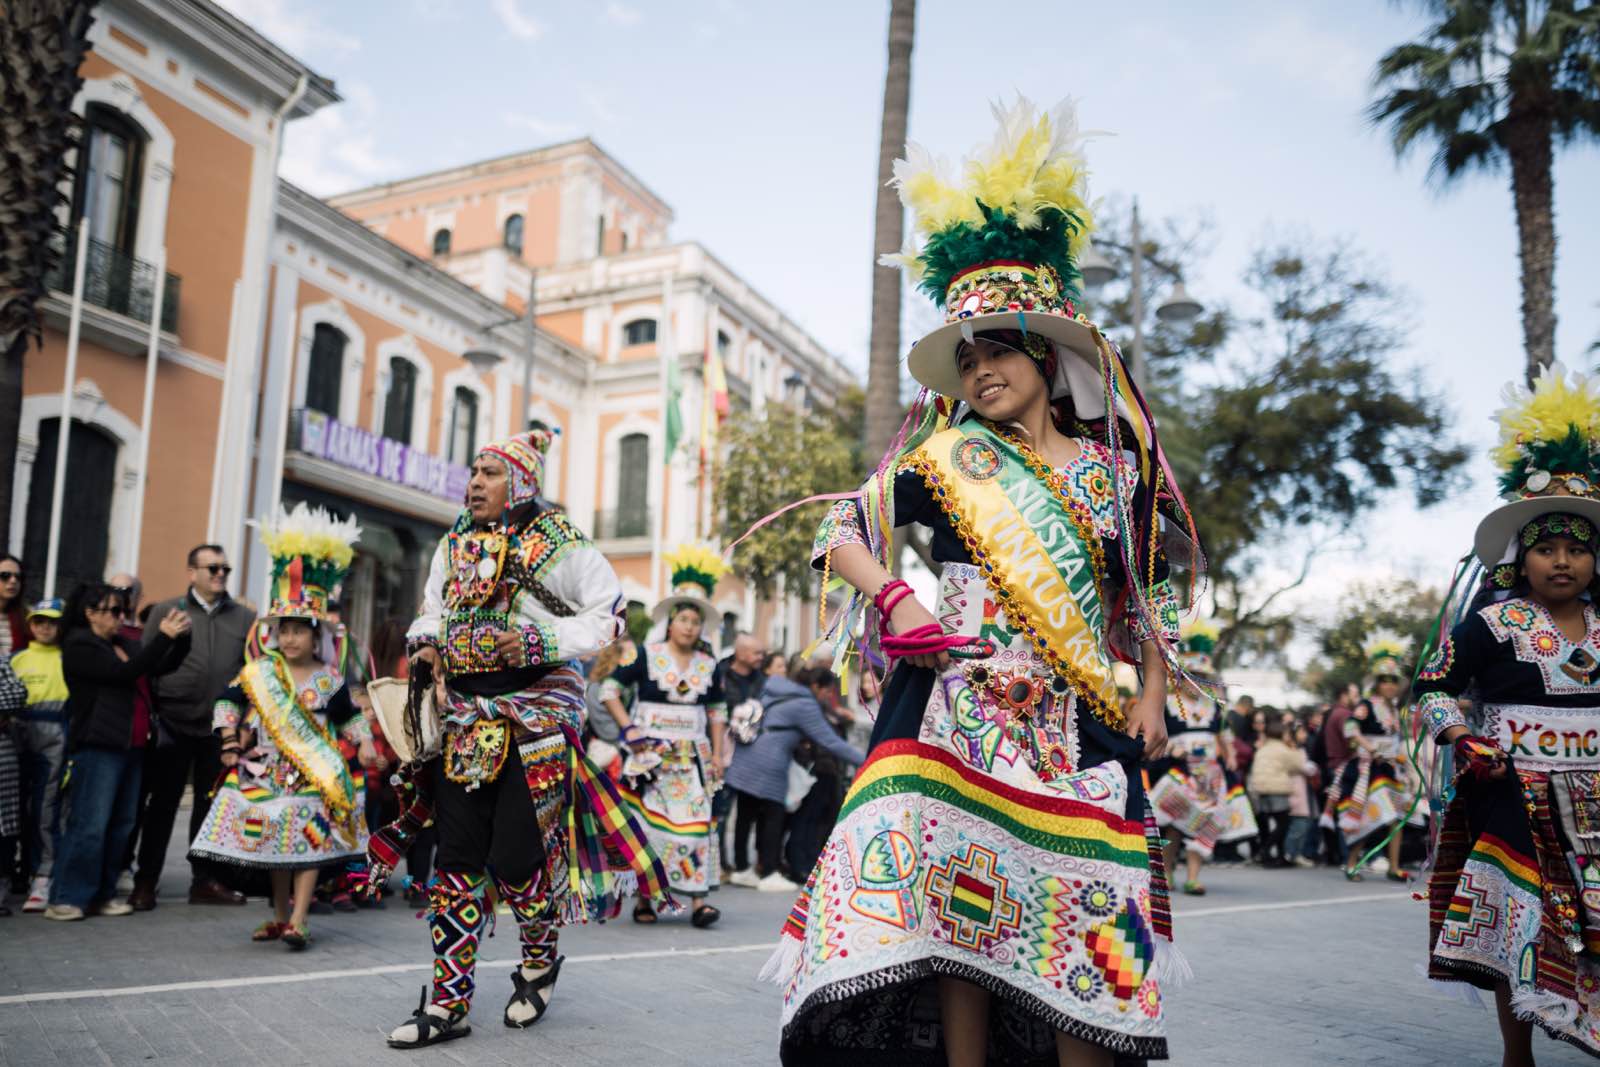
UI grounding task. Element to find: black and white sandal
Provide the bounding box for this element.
[386,986,471,1049]
[504,956,563,1029]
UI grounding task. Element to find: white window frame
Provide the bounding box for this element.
[67,75,175,268]
[9,380,141,575]
[611,301,663,358]
[439,365,492,466]
[371,335,435,453]
[293,299,366,427]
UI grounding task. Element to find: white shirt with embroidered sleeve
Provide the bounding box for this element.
[518,544,627,664]
[405,538,450,652]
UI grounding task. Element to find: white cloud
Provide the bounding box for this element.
[1239,9,1372,103]
[280,82,401,195]
[504,111,579,141]
[604,2,642,27]
[212,0,360,59]
[489,0,545,41]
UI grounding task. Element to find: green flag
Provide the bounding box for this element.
[664,355,682,464]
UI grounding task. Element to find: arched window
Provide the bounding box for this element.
[305,323,346,417]
[616,433,649,537]
[22,418,116,596]
[503,213,524,255]
[432,228,452,257]
[72,103,146,252]
[622,319,656,346]
[448,386,479,464]
[716,329,732,359]
[382,356,417,444]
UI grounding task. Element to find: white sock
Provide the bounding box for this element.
[388,1003,458,1043]
[505,963,553,1025]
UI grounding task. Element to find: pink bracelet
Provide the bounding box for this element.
[872,578,914,621]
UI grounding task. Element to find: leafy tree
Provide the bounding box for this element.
[0,0,98,538]
[717,408,859,599]
[1162,237,1471,665]
[1368,0,1600,384]
[1316,578,1445,697]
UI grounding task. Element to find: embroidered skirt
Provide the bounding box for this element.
[189,745,366,869]
[1334,750,1422,845]
[770,660,1171,1064]
[618,702,717,895]
[1429,767,1600,1057]
[1148,738,1255,859]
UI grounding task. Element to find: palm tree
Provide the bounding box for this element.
[865,0,915,464]
[1369,0,1600,386]
[0,0,98,541]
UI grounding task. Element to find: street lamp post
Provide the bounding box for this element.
[1078,198,1204,388]
[520,270,536,429]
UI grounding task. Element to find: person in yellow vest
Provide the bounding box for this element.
[765,98,1206,1066]
[13,599,70,912]
[187,504,375,949]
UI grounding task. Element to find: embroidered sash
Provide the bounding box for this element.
[907,425,1120,726]
[240,658,358,818]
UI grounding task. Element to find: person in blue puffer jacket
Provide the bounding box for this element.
[724,667,863,892]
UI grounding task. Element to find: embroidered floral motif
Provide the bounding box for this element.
[645,642,716,703]
[1137,979,1161,1018]
[1059,440,1136,541]
[812,499,866,564]
[519,623,559,667]
[1419,638,1454,682]
[1481,599,1600,695]
[295,669,339,712]
[1066,963,1104,1003]
[1131,579,1181,648]
[1078,880,1119,918]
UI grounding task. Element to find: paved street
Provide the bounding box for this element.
[2,852,1594,1066]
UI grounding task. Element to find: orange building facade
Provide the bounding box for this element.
[17,0,336,601]
[24,0,855,653]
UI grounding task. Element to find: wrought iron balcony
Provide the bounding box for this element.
[45,226,181,334]
[593,507,652,541]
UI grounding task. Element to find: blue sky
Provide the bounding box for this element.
[229,0,1600,654]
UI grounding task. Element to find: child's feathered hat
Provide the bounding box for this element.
[257,502,362,624]
[882,96,1108,407]
[1178,619,1221,681]
[1474,363,1600,574]
[1363,629,1408,683]
[653,543,728,625]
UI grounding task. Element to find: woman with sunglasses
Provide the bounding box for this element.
[45,583,190,920]
[0,555,29,658]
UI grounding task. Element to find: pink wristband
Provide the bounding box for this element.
[873,578,914,618]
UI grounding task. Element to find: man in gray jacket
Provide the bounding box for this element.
[128,544,257,909]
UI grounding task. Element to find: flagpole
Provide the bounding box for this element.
[650,273,674,600]
[43,223,90,599]
[126,246,167,575]
[700,300,717,540]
